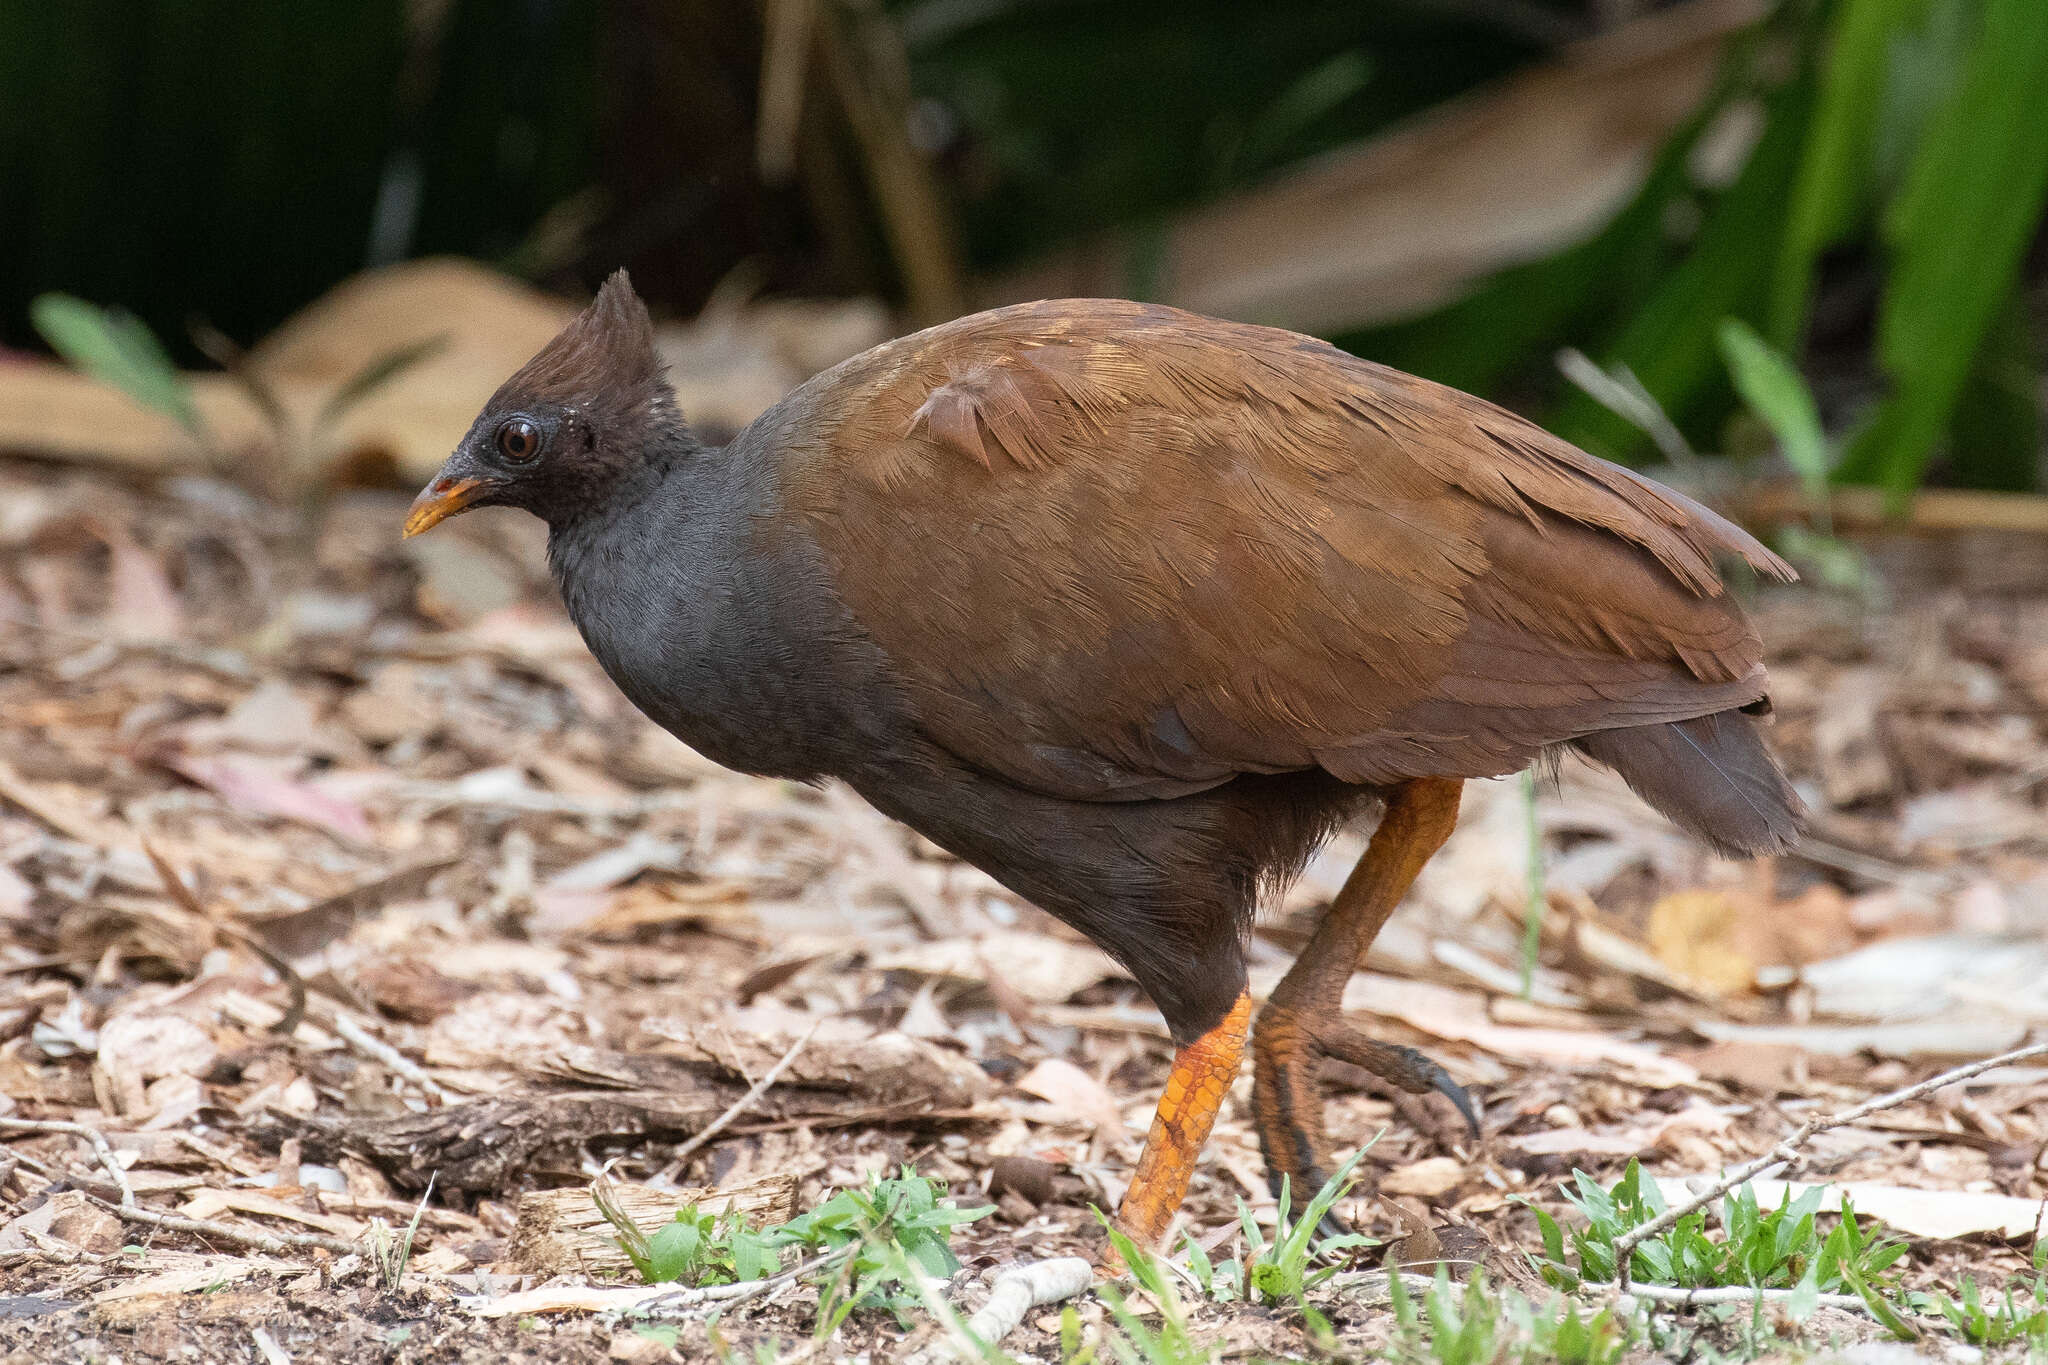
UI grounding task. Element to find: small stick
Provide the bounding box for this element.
[628,1242,858,1318]
[0,1246,96,1267]
[84,1193,362,1257]
[393,778,695,821]
[665,1023,817,1170]
[315,1007,449,1102]
[1613,1039,2048,1291]
[1,1118,137,1209]
[250,1326,294,1365]
[144,839,309,1036]
[1617,1283,1876,1312]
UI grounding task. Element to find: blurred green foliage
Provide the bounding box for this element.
[28,294,200,438]
[899,0,1543,268]
[4,0,2043,497]
[1348,0,2048,496]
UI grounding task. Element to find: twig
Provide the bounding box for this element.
[756,0,815,182]
[1613,1039,2048,1291]
[143,839,309,1036]
[250,1326,294,1365]
[314,1007,450,1103]
[392,778,695,822]
[174,1129,267,1179]
[630,1242,858,1318]
[84,1193,361,1257]
[665,1023,818,1170]
[0,1235,107,1267]
[0,1118,136,1209]
[1615,1283,1873,1312]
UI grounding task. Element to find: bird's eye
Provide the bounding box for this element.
[497,417,541,463]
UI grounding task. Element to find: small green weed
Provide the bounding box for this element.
[1390,1266,1632,1365]
[30,293,204,440]
[1240,1148,1376,1308]
[364,1174,435,1290]
[1909,1242,2048,1349]
[1529,1159,1907,1300]
[777,1167,992,1332]
[1167,1147,1373,1352]
[1715,317,1876,599]
[598,1165,992,1336]
[1093,1221,1219,1365]
[611,1198,780,1288]
[30,289,443,487]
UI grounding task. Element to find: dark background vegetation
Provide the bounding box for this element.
[5,0,2046,498]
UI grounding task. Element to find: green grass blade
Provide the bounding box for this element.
[1717,317,1831,509]
[1549,61,1815,463]
[1768,0,1933,344]
[1835,0,2048,500]
[30,293,201,434]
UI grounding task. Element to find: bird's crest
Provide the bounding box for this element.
[490,269,667,423]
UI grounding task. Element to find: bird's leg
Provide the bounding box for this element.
[1112,990,1252,1253]
[1251,777,1471,1218]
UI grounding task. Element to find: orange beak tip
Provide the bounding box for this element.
[403,476,493,538]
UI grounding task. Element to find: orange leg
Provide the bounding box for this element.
[1252,778,1474,1215]
[1112,990,1252,1252]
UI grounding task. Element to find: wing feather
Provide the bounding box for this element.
[787,299,1790,800]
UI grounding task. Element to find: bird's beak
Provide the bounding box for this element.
[403,474,498,537]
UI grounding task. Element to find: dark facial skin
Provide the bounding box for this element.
[405,408,584,532]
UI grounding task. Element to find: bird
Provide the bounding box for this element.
[405,271,1802,1251]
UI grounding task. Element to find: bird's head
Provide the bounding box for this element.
[405,269,683,535]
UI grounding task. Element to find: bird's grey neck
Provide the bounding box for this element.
[546,446,738,644]
[545,445,817,778]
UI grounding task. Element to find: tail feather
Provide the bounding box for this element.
[1570,710,1804,857]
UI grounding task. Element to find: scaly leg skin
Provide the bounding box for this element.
[1109,990,1252,1263]
[1251,778,1477,1229]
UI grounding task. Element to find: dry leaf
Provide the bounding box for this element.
[1646,891,1753,996]
[153,750,372,842]
[1379,1157,1465,1198]
[95,1012,219,1117]
[1014,1057,1129,1135]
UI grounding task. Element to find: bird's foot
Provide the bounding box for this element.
[1251,1004,1479,1227]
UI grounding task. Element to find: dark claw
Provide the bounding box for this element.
[1424,1062,1482,1140]
[1328,1033,1484,1142]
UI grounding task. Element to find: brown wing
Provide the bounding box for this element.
[784,299,1792,800]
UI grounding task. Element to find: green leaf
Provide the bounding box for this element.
[1222,50,1372,186]
[1844,1259,1920,1341]
[1533,1206,1565,1267]
[1769,0,1935,343]
[1551,60,1816,462]
[1836,0,2048,500]
[1788,1261,1821,1321]
[1948,287,2041,492]
[30,293,201,434]
[1717,317,1831,504]
[644,1217,703,1284]
[729,1228,778,1282]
